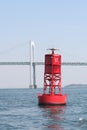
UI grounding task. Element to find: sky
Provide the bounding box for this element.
[0,0,87,88]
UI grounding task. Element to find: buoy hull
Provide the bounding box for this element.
[38,94,67,105]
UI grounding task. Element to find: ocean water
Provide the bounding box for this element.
[0,86,87,130]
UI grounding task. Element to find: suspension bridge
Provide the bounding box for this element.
[0,40,87,88]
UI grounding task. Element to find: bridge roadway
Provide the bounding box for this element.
[0,62,87,66]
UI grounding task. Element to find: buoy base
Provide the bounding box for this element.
[38,93,67,105]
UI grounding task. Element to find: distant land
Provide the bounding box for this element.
[64,84,87,88]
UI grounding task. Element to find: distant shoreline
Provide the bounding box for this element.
[64,84,87,88]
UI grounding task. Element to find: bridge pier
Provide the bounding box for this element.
[32,62,37,88]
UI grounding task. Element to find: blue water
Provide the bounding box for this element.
[0,86,87,130]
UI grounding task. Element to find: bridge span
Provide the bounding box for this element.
[0,62,87,66]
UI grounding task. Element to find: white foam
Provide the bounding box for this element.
[79,117,83,121]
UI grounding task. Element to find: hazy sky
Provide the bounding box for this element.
[0,0,87,88]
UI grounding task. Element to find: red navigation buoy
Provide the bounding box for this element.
[38,48,67,105]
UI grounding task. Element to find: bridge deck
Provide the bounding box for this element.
[0,62,87,66]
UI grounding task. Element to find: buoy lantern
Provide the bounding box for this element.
[38,48,67,105]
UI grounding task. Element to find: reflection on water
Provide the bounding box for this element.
[47,124,63,130]
[39,105,66,130]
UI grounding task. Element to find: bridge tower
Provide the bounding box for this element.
[29,40,37,88]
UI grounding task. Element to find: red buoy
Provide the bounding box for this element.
[38,48,67,105]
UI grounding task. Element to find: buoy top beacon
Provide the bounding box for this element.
[38,48,67,105]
